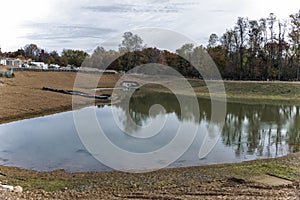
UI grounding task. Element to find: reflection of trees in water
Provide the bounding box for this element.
[222,103,300,157]
[114,92,180,133]
[114,92,210,133]
[286,107,300,152]
[103,92,300,155]
[116,93,185,133]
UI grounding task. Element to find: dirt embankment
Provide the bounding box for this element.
[0,71,119,124]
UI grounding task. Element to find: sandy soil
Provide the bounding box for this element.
[0,71,299,199]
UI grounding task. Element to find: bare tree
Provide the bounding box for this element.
[248,20,262,77]
[235,17,248,78]
[277,20,288,80]
[289,11,300,80]
[267,13,277,73]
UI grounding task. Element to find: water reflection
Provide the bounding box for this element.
[107,92,300,158]
[223,103,300,156]
[0,92,298,172]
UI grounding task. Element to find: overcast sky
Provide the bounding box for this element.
[0,0,299,53]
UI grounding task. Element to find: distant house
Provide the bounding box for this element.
[121,81,140,88]
[29,62,48,69]
[0,58,22,67]
[0,58,6,66]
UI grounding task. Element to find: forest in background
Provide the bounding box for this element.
[1,11,299,80]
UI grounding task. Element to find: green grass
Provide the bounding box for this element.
[23,179,75,191]
[188,80,300,96]
[223,81,300,97]
[144,79,300,105]
[226,161,299,181]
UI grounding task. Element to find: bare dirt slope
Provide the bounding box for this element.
[0,71,119,124]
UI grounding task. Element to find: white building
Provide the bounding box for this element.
[0,58,6,66]
[0,58,22,67]
[49,64,60,69]
[29,62,48,69]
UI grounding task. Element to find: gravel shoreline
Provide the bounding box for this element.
[0,152,299,199]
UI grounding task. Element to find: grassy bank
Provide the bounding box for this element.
[140,78,300,105]
[193,80,300,105]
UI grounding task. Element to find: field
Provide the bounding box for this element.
[0,71,300,199]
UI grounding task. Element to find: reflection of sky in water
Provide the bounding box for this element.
[0,101,299,172]
[0,111,109,172]
[99,106,180,153]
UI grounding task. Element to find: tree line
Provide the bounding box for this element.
[84,32,203,78]
[0,44,88,67]
[1,10,299,80]
[85,11,300,80]
[208,11,300,80]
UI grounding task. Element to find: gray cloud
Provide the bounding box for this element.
[82,1,199,14]
[210,9,233,13]
[84,4,178,13]
[22,23,116,40]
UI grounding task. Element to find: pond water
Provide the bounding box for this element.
[0,93,299,172]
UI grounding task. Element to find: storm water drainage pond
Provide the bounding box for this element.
[0,93,299,172]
